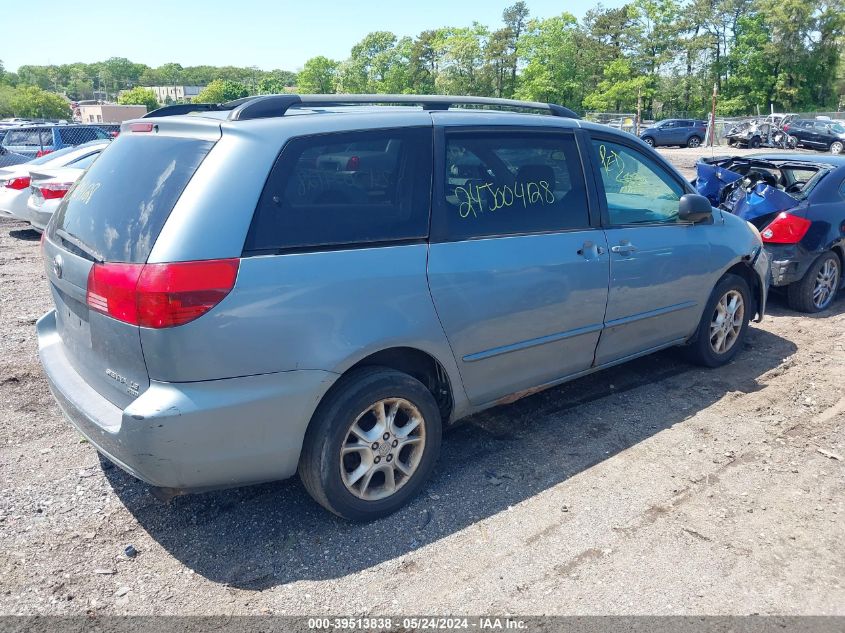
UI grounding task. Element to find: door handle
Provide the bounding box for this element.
[577,241,606,259]
[611,243,637,255]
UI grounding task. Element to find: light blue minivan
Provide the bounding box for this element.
[37,95,768,520]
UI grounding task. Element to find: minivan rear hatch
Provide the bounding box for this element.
[43,124,219,408]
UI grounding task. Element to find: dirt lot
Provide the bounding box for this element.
[1,146,843,616]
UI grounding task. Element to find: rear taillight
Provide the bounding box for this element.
[345,155,360,171]
[86,259,239,328]
[3,176,30,190]
[38,183,73,200]
[35,149,54,158]
[761,212,811,244]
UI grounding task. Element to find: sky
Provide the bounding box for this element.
[2,0,626,73]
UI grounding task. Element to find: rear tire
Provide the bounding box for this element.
[749,137,761,149]
[787,251,840,313]
[687,136,702,148]
[299,366,442,521]
[642,136,655,147]
[684,274,752,367]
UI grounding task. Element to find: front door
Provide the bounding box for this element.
[427,126,609,406]
[588,136,716,365]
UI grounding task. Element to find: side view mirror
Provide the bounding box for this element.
[679,193,713,223]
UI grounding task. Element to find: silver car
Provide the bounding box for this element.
[37,95,768,521]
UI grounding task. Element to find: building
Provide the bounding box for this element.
[76,104,148,123]
[147,86,205,103]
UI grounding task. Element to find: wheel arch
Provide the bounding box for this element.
[723,260,764,321]
[321,346,457,426]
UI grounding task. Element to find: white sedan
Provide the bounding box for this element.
[26,157,101,232]
[0,140,109,223]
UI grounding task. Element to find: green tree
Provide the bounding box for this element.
[298,56,340,93]
[9,86,71,118]
[583,58,651,112]
[117,86,159,111]
[258,69,298,94]
[501,1,530,96]
[195,79,249,102]
[516,13,583,106]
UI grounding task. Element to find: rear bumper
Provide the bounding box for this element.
[27,203,54,232]
[37,309,337,491]
[766,244,817,287]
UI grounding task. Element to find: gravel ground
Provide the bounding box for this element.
[1,146,843,616]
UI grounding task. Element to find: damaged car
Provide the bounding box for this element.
[723,120,795,150]
[697,154,845,312]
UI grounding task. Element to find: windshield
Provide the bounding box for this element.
[829,123,845,134]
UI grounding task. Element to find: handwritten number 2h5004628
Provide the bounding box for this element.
[455,180,555,219]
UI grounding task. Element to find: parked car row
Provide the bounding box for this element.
[2,94,842,522]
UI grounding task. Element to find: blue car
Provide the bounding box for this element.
[640,119,708,148]
[37,94,768,520]
[697,153,845,312]
[1,124,110,159]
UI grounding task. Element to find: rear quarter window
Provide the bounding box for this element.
[245,127,432,252]
[49,134,214,263]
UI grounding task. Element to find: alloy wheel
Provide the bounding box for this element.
[688,136,701,148]
[831,141,844,155]
[812,258,839,310]
[709,290,745,354]
[340,398,426,501]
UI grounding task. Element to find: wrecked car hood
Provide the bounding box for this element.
[726,184,800,221]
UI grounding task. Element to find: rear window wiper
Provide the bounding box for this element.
[55,228,104,263]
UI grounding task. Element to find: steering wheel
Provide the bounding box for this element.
[785,181,807,194]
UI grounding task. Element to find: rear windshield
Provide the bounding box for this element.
[49,134,214,263]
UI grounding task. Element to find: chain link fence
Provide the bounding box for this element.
[0,123,117,160]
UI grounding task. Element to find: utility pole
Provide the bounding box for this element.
[636,87,642,136]
[708,82,718,147]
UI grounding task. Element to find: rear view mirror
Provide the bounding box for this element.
[678,193,713,223]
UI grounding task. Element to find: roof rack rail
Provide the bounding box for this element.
[228,94,580,121]
[142,103,227,118]
[141,94,580,121]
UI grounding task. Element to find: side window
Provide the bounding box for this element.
[39,129,54,146]
[245,127,432,252]
[60,127,97,145]
[441,131,588,240]
[591,139,684,225]
[6,130,41,146]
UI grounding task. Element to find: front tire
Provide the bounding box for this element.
[787,251,840,313]
[831,141,844,155]
[299,367,442,521]
[749,137,761,149]
[685,274,752,367]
